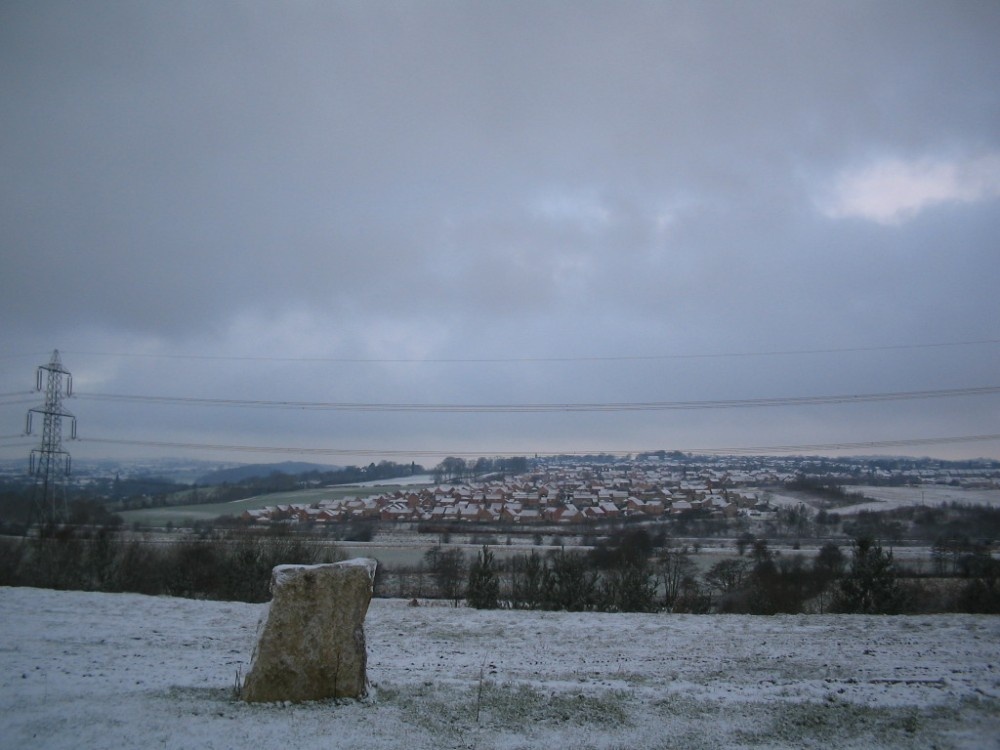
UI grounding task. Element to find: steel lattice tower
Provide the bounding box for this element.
[26,349,76,524]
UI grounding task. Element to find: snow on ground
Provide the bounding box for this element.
[342,474,436,488]
[767,486,1000,516]
[2,587,999,750]
[835,487,1000,516]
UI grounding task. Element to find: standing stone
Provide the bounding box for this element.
[242,558,377,703]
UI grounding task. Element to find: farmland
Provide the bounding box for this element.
[2,586,998,749]
[116,483,431,527]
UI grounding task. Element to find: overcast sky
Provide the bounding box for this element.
[2,1,999,468]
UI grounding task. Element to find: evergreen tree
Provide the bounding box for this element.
[546,549,595,611]
[466,545,500,609]
[511,550,548,609]
[835,536,905,614]
[600,559,658,612]
[957,551,1000,613]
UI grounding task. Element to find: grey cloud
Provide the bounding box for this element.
[2,1,999,462]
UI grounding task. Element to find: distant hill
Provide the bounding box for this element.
[198,462,342,485]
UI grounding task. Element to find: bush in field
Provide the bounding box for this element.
[589,529,653,570]
[598,558,658,612]
[705,558,750,598]
[673,574,712,614]
[956,549,1000,614]
[713,539,817,614]
[2,524,160,594]
[814,542,846,581]
[217,532,298,602]
[0,536,27,586]
[0,525,343,602]
[175,529,334,602]
[509,551,548,610]
[33,525,89,591]
[466,545,500,609]
[546,548,596,611]
[163,539,221,599]
[659,546,699,612]
[425,545,466,606]
[811,542,846,612]
[586,529,659,612]
[504,545,657,613]
[834,536,905,614]
[107,538,166,595]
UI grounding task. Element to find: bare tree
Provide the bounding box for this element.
[658,546,694,612]
[424,545,466,606]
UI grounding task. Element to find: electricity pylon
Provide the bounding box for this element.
[25,349,76,525]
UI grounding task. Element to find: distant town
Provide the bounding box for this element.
[237,453,1000,527]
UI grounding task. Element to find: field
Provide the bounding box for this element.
[117,483,425,527]
[833,486,1000,514]
[2,586,999,749]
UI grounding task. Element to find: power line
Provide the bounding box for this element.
[76,433,1000,459]
[0,437,34,450]
[697,434,1000,455]
[58,337,1000,364]
[0,398,40,407]
[79,437,444,457]
[74,384,1000,413]
[0,391,36,404]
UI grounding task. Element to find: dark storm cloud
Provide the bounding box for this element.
[2,1,999,462]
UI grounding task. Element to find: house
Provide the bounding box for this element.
[241,509,269,523]
[625,497,648,515]
[476,506,501,522]
[598,501,621,518]
[547,503,584,523]
[380,503,416,522]
[643,500,665,516]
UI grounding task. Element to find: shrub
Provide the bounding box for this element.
[0,536,27,586]
[599,559,658,612]
[956,551,1000,613]
[425,545,466,606]
[834,536,905,614]
[546,549,596,612]
[467,545,500,609]
[509,551,548,610]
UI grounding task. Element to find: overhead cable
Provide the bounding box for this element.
[76,433,1000,459]
[73,385,1000,413]
[58,337,1000,364]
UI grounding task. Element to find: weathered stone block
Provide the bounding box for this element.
[242,558,377,703]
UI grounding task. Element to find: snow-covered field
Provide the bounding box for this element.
[342,474,436,488]
[2,587,999,750]
[834,486,1000,516]
[766,486,1000,515]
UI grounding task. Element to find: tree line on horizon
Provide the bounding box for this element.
[0,522,997,614]
[0,460,426,525]
[409,528,1000,615]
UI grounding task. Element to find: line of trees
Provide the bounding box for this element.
[145,460,427,508]
[3,523,998,614]
[0,525,337,602]
[412,530,1000,615]
[432,456,530,483]
[0,460,430,517]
